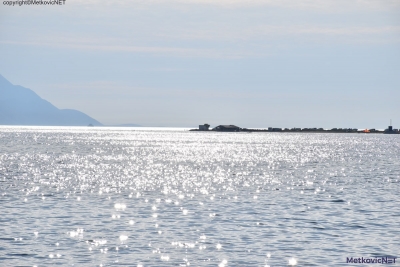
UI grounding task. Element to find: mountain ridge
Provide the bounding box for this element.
[0,74,102,126]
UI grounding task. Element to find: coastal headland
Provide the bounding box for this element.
[190,124,399,134]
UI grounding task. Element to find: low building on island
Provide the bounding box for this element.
[384,125,399,134]
[198,124,210,131]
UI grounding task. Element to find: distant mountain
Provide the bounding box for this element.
[0,74,102,126]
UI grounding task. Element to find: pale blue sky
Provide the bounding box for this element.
[1,0,399,128]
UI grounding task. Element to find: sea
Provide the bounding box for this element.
[0,126,399,267]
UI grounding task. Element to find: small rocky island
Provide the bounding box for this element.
[190,124,399,134]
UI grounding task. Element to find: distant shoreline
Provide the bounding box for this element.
[190,124,399,134]
[190,129,394,134]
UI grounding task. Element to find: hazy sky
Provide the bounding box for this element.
[1,0,399,128]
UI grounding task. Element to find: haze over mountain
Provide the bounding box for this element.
[0,74,102,126]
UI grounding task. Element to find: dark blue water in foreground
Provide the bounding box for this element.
[0,126,399,267]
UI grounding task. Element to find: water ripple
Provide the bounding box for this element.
[0,127,399,266]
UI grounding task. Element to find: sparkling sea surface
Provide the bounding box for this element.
[0,126,399,267]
